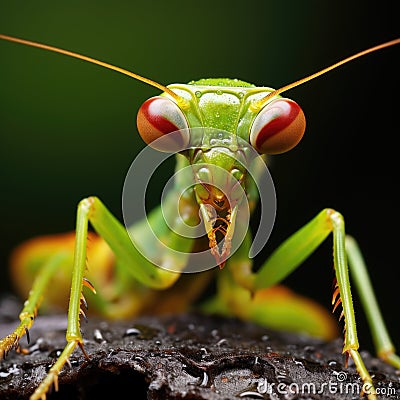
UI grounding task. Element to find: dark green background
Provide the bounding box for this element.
[0,2,398,353]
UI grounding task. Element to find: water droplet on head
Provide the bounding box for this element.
[195,91,202,98]
[216,90,223,95]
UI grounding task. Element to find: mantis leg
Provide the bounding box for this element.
[223,208,394,400]
[29,195,186,400]
[345,236,400,368]
[0,252,70,358]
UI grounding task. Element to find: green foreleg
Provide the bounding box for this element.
[346,236,400,368]
[30,196,182,400]
[0,253,69,358]
[230,208,377,399]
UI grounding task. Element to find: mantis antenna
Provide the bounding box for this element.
[0,34,187,107]
[251,37,400,111]
[1,34,399,112]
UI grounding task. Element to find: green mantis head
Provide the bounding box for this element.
[136,79,306,154]
[136,79,306,267]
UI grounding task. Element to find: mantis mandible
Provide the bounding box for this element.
[0,34,399,400]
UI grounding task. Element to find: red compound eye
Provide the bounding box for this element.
[250,98,306,154]
[137,96,189,152]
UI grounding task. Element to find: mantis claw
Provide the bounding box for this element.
[30,369,59,400]
[25,327,30,344]
[78,342,90,360]
[82,277,96,294]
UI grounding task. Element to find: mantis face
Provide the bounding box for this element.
[136,79,306,267]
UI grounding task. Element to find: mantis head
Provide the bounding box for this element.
[136,84,306,268]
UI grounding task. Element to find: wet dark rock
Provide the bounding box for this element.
[0,300,399,399]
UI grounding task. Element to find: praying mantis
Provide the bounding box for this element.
[0,33,399,400]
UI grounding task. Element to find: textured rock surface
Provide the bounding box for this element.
[0,296,399,399]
